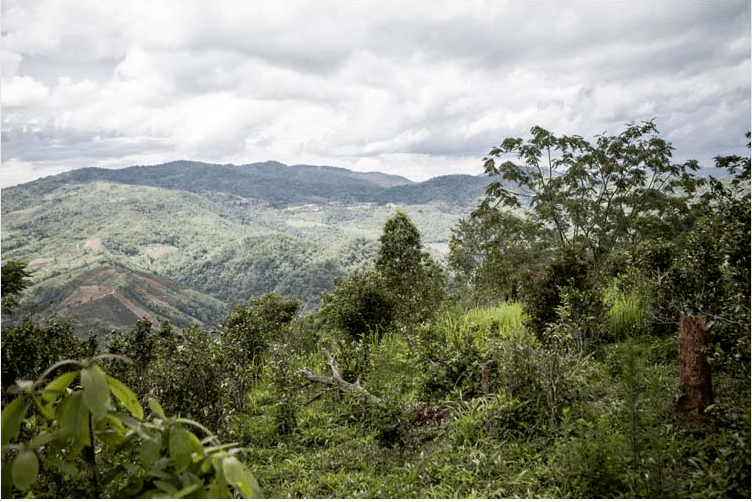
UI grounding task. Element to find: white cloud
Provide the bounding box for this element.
[0,0,749,185]
[1,75,50,107]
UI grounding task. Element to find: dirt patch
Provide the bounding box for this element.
[57,268,161,329]
[83,237,103,254]
[286,219,328,228]
[144,246,169,260]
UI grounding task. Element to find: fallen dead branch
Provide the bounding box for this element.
[300,347,381,404]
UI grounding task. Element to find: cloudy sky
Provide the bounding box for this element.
[1,1,750,187]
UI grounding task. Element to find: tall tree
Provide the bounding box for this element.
[1,261,30,315]
[482,121,702,271]
[375,211,444,324]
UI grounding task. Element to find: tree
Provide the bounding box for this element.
[482,121,702,272]
[374,211,445,324]
[1,261,30,315]
[1,317,96,405]
[659,132,750,378]
[448,205,550,304]
[319,270,395,342]
[219,293,300,410]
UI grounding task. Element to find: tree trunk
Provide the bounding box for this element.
[677,314,713,414]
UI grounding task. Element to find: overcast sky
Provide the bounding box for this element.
[1,1,750,187]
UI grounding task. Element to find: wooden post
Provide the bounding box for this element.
[677,314,713,414]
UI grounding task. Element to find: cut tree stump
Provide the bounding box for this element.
[677,314,714,414]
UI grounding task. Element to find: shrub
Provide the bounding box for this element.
[319,271,395,343]
[1,357,261,498]
[520,250,597,342]
[2,316,96,405]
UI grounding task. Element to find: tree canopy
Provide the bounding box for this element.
[482,121,702,270]
[1,261,30,315]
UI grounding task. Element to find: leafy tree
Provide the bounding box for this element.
[1,261,30,315]
[448,205,550,304]
[657,133,750,376]
[1,317,96,405]
[219,293,300,409]
[151,325,225,430]
[482,121,702,272]
[320,270,395,342]
[374,211,445,324]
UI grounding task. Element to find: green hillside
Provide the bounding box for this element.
[1,165,482,334]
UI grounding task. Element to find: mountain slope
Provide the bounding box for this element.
[5,160,489,210]
[1,161,492,336]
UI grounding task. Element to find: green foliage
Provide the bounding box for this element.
[448,205,549,305]
[1,316,96,405]
[375,211,446,324]
[605,285,647,340]
[320,271,395,342]
[482,120,702,271]
[1,358,261,498]
[1,261,30,315]
[221,293,299,375]
[519,249,602,345]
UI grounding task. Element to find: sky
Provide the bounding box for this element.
[1,1,750,187]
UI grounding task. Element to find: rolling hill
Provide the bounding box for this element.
[2,161,492,337]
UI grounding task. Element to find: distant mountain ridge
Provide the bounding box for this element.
[8,160,488,209]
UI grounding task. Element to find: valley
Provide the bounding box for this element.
[1,161,489,336]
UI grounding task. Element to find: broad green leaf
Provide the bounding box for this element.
[105,374,144,420]
[56,391,90,452]
[149,398,166,419]
[206,478,233,498]
[222,456,262,498]
[169,424,195,472]
[173,481,202,499]
[154,479,177,494]
[139,436,162,468]
[100,413,127,434]
[44,455,79,477]
[29,431,56,449]
[12,448,39,492]
[37,370,78,420]
[81,366,110,420]
[1,396,30,446]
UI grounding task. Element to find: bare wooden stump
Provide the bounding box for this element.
[677,314,713,414]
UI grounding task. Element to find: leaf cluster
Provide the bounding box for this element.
[1,357,261,498]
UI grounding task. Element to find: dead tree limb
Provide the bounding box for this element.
[300,347,381,404]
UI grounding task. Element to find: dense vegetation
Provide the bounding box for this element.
[2,123,749,498]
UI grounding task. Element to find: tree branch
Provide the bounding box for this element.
[300,348,381,404]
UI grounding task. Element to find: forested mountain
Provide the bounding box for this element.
[1,162,490,335]
[5,160,489,209]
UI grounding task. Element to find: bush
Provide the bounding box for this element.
[520,250,597,342]
[2,316,97,405]
[319,271,395,343]
[1,357,261,498]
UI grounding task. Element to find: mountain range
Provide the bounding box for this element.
[2,161,491,337]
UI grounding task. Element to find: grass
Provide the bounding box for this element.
[237,316,750,498]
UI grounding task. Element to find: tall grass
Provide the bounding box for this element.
[437,302,525,353]
[605,287,645,340]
